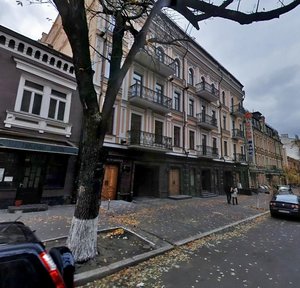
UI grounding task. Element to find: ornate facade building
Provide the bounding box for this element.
[41,1,249,200]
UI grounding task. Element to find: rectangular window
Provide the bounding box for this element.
[20,80,44,115]
[173,91,180,111]
[174,126,180,147]
[189,131,195,150]
[223,115,226,130]
[44,155,68,189]
[48,89,67,121]
[155,120,163,144]
[224,141,228,156]
[188,99,194,116]
[155,83,163,104]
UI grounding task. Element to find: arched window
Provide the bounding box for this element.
[69,66,74,74]
[0,35,6,45]
[42,54,48,62]
[49,57,55,65]
[188,68,194,86]
[34,50,41,59]
[17,43,25,52]
[63,63,68,71]
[222,91,225,104]
[8,40,15,49]
[174,58,180,78]
[26,47,33,56]
[156,47,165,63]
[56,60,62,68]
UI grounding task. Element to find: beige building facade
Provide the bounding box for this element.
[41,1,249,199]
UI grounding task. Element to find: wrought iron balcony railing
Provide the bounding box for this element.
[195,80,219,102]
[234,153,247,162]
[128,130,172,150]
[231,104,246,117]
[197,145,219,158]
[129,83,172,112]
[232,129,245,139]
[196,113,218,129]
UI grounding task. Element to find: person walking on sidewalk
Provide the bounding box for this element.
[232,186,238,205]
[225,186,232,204]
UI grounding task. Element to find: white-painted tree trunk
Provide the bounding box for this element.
[67,216,99,262]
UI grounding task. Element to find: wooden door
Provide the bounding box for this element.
[169,168,180,196]
[101,165,119,201]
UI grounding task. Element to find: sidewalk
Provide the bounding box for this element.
[0,193,271,285]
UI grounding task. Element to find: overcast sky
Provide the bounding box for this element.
[1,0,299,137]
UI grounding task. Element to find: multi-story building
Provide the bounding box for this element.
[246,111,284,188]
[0,25,82,208]
[41,2,249,200]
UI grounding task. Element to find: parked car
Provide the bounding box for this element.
[269,194,300,218]
[257,185,270,194]
[276,185,293,195]
[0,221,74,288]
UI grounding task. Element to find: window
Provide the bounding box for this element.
[222,91,225,105]
[155,120,163,144]
[213,137,217,154]
[20,80,43,115]
[17,78,71,123]
[188,98,194,116]
[48,89,67,121]
[224,141,228,156]
[223,115,227,130]
[156,47,165,63]
[155,83,164,104]
[174,126,180,147]
[188,68,194,86]
[189,131,195,150]
[104,52,111,78]
[173,91,181,111]
[212,110,216,125]
[174,59,180,78]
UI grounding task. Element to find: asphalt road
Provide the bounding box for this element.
[159,214,300,288]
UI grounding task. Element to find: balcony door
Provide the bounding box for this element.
[201,105,206,122]
[155,83,164,104]
[202,134,207,155]
[155,120,163,145]
[131,113,142,145]
[133,72,143,97]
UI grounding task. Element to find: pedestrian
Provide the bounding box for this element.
[232,186,238,205]
[225,185,232,204]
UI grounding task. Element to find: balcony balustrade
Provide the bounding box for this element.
[128,130,172,151]
[234,153,247,163]
[232,128,245,140]
[195,81,219,102]
[135,46,176,77]
[196,113,218,130]
[129,83,172,114]
[197,145,219,158]
[231,104,246,117]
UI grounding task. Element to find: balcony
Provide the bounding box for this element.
[197,145,219,159]
[195,81,219,102]
[129,84,172,114]
[196,113,218,130]
[232,129,244,140]
[231,104,246,118]
[234,153,247,163]
[128,130,172,152]
[135,46,176,77]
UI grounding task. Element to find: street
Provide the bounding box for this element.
[82,214,300,288]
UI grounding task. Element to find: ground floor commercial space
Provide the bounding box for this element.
[249,167,285,189]
[100,147,250,201]
[0,137,78,209]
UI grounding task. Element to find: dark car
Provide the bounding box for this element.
[0,221,74,288]
[269,194,300,218]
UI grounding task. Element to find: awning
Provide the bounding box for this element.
[0,137,78,155]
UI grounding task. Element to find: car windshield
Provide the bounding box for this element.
[273,195,299,204]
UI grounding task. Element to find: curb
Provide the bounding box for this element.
[74,211,269,286]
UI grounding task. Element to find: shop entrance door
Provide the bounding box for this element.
[16,155,46,204]
[101,164,119,201]
[169,168,180,196]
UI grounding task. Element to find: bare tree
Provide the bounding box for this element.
[21,0,300,261]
